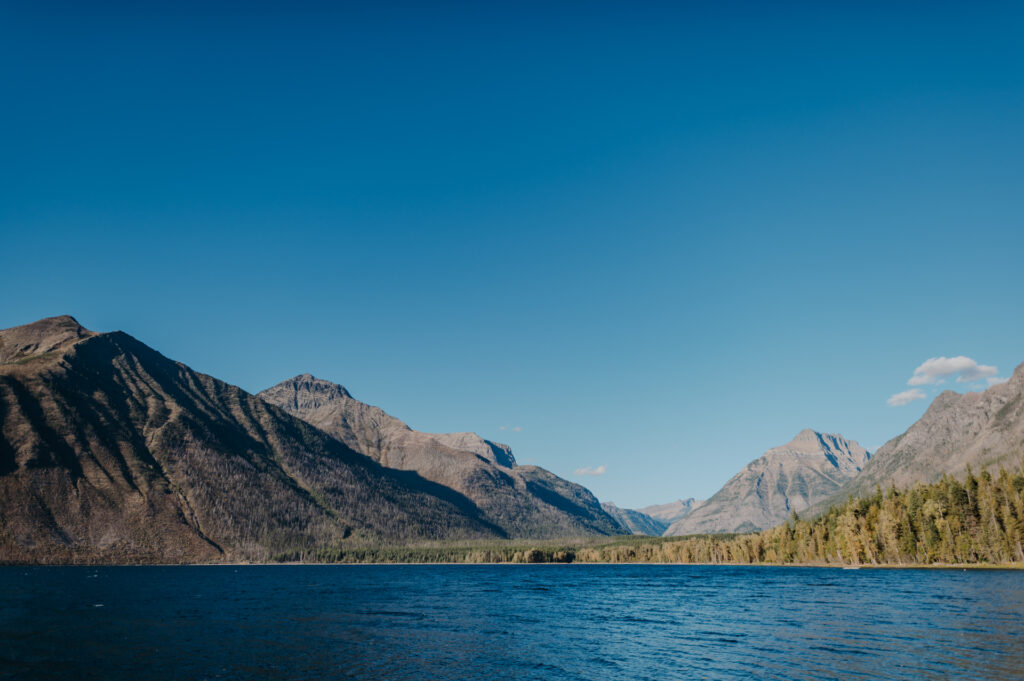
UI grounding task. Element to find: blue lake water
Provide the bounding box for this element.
[1,565,1022,680]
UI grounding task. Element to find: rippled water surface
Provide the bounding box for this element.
[2,565,1023,680]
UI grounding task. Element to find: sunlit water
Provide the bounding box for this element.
[2,565,1022,680]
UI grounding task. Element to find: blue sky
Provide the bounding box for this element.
[2,2,1023,507]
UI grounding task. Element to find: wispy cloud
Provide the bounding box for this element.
[907,356,997,386]
[887,388,927,407]
[498,425,523,432]
[987,376,1009,386]
[574,465,607,476]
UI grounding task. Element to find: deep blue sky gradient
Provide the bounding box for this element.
[2,2,1023,506]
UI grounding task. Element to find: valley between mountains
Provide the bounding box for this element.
[1,315,1022,564]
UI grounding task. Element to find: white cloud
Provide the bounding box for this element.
[498,426,507,430]
[987,376,1009,386]
[907,356,997,386]
[887,388,927,407]
[512,426,522,432]
[574,465,607,476]
[499,425,523,432]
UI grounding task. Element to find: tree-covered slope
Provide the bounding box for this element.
[815,363,1024,514]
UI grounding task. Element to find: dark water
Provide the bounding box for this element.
[2,565,1023,680]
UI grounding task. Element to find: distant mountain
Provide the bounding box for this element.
[813,362,1024,513]
[600,502,669,536]
[638,498,704,527]
[259,375,621,539]
[0,316,504,564]
[665,430,870,535]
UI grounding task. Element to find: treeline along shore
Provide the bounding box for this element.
[273,458,1024,566]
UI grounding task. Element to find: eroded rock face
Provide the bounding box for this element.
[665,430,870,535]
[814,363,1024,513]
[259,375,620,539]
[0,316,504,564]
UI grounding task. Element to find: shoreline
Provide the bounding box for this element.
[3,561,1022,570]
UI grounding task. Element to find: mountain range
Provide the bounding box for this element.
[0,316,616,563]
[640,364,1024,536]
[2,315,1022,561]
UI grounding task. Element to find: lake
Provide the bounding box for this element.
[1,565,1022,680]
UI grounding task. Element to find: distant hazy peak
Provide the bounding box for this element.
[637,498,705,526]
[600,502,670,536]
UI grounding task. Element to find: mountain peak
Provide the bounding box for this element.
[46,314,83,327]
[285,374,352,397]
[0,315,95,365]
[667,429,869,536]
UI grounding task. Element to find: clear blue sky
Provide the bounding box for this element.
[3,2,1022,507]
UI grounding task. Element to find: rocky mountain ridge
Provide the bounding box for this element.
[0,317,515,563]
[665,429,870,535]
[259,374,620,538]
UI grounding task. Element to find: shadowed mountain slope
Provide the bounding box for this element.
[666,430,870,535]
[812,362,1024,515]
[259,375,621,538]
[0,317,503,564]
[600,502,669,536]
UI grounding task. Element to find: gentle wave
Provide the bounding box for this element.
[1,565,1022,680]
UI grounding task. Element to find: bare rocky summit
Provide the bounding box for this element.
[813,362,1024,513]
[0,315,94,364]
[665,430,870,535]
[599,502,669,536]
[259,375,620,538]
[0,316,507,564]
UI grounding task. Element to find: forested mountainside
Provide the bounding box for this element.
[815,363,1024,513]
[295,460,1024,566]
